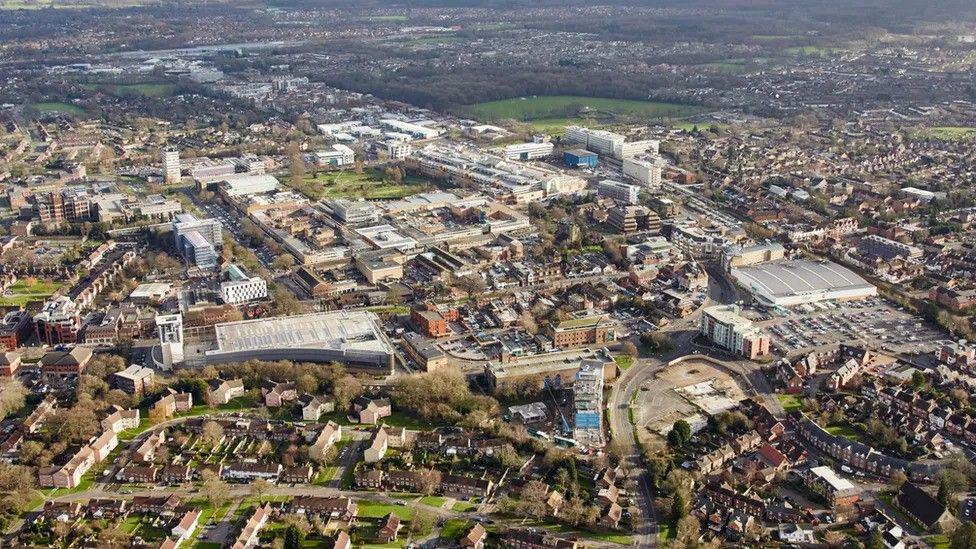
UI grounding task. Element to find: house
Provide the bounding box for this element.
[37,446,95,488]
[42,501,83,522]
[23,395,56,433]
[299,394,334,421]
[894,482,955,532]
[162,464,192,484]
[171,508,202,546]
[0,352,22,376]
[364,428,389,463]
[310,421,341,461]
[281,465,314,484]
[117,465,158,483]
[39,346,92,380]
[232,503,271,549]
[101,407,140,433]
[152,391,192,420]
[261,380,298,407]
[130,494,183,517]
[90,430,119,461]
[208,378,245,405]
[86,498,127,519]
[460,523,487,549]
[356,468,385,489]
[353,396,392,424]
[134,430,166,462]
[440,474,493,499]
[755,443,789,471]
[289,496,358,521]
[383,425,407,447]
[804,466,861,508]
[377,513,402,543]
[598,502,623,529]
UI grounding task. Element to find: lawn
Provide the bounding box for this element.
[101,83,177,97]
[367,15,408,21]
[29,102,87,117]
[357,501,414,520]
[613,355,634,371]
[294,169,429,200]
[461,96,706,124]
[825,422,863,442]
[0,278,61,307]
[912,126,976,141]
[419,496,446,508]
[452,500,478,512]
[784,45,846,56]
[777,393,804,413]
[440,519,473,540]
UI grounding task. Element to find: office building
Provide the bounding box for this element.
[219,174,280,198]
[315,144,355,167]
[614,139,660,160]
[503,142,554,161]
[597,179,640,205]
[112,365,155,395]
[181,231,217,269]
[699,305,770,359]
[36,188,91,224]
[379,119,442,140]
[564,126,624,156]
[547,315,614,348]
[155,314,184,369]
[0,310,33,351]
[623,156,664,188]
[34,297,81,345]
[329,199,378,224]
[220,264,267,305]
[574,361,604,446]
[563,149,598,168]
[383,141,413,160]
[172,213,222,247]
[607,205,661,235]
[162,149,181,184]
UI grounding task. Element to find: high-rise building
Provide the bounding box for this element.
[623,156,664,188]
[597,179,640,205]
[162,149,181,184]
[564,126,625,156]
[607,205,661,235]
[172,213,223,248]
[155,313,184,369]
[574,361,604,446]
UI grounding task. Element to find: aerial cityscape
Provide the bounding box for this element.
[1,0,976,547]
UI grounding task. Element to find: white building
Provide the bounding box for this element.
[330,199,378,224]
[315,144,355,167]
[503,142,554,161]
[383,141,413,160]
[379,119,442,140]
[564,126,625,156]
[155,314,184,369]
[623,156,664,188]
[699,305,770,359]
[597,179,640,205]
[220,264,268,305]
[162,149,181,184]
[614,139,659,160]
[219,174,280,197]
[574,361,604,447]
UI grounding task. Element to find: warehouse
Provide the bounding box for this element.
[563,149,598,168]
[730,259,876,307]
[205,311,396,374]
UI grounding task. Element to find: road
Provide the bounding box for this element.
[606,264,741,547]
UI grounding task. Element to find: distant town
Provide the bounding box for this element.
[0,1,976,549]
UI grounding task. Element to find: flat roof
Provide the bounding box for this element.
[809,465,856,492]
[731,259,874,300]
[209,310,394,357]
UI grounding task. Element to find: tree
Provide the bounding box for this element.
[0,380,26,420]
[671,490,688,521]
[455,275,486,301]
[272,255,296,271]
[200,470,230,507]
[912,370,927,388]
[620,341,638,357]
[667,420,691,447]
[332,375,363,410]
[201,420,224,446]
[951,521,976,549]
[283,524,305,549]
[889,469,908,492]
[409,505,436,536]
[867,529,885,549]
[250,478,271,501]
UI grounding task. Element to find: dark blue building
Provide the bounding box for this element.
[564,149,598,168]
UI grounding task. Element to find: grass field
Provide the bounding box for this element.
[784,45,846,56]
[30,102,86,116]
[296,169,428,200]
[440,519,473,540]
[777,393,804,413]
[452,500,478,512]
[613,355,634,371]
[96,83,177,97]
[912,126,976,141]
[368,15,408,21]
[460,95,706,126]
[825,422,863,442]
[357,501,414,520]
[0,279,60,307]
[420,496,447,508]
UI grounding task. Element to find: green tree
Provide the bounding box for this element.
[283,524,304,549]
[951,521,976,549]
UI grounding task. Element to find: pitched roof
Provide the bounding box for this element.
[896,482,948,529]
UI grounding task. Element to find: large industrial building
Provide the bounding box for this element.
[204,311,396,374]
[730,259,877,307]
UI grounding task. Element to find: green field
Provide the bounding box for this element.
[29,102,86,116]
[419,496,446,508]
[451,500,478,512]
[0,279,61,307]
[777,393,804,413]
[296,169,429,200]
[94,83,177,97]
[784,45,846,56]
[613,355,634,371]
[460,96,707,126]
[825,422,863,442]
[911,126,976,141]
[440,519,473,540]
[357,501,414,520]
[368,15,408,22]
